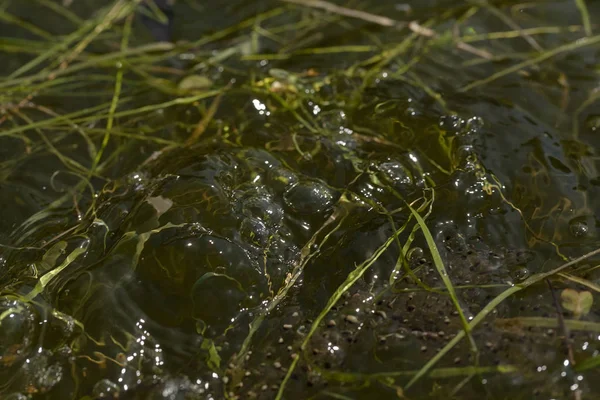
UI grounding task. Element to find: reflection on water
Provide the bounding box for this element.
[1,0,600,398]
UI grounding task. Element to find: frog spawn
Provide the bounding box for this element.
[218,189,539,400]
[101,148,306,330]
[225,281,471,399]
[2,112,493,399]
[0,299,80,397]
[0,298,37,368]
[0,295,183,398]
[283,179,336,215]
[84,317,224,400]
[434,223,536,287]
[18,146,343,396]
[225,250,546,400]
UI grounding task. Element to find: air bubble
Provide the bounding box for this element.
[512,267,530,282]
[93,379,120,398]
[268,167,299,193]
[283,180,336,215]
[569,220,589,238]
[0,298,37,366]
[242,196,284,227]
[240,217,270,247]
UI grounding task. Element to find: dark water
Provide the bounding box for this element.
[1,0,600,399]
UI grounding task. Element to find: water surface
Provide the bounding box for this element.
[1,1,600,399]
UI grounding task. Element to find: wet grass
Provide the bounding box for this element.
[1,0,600,399]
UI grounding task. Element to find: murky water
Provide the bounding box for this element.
[1,0,600,399]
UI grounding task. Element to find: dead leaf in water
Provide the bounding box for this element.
[178,75,213,92]
[561,288,593,319]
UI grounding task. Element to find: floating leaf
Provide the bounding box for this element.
[178,75,213,92]
[561,288,593,319]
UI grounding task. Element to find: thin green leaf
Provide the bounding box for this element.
[574,0,592,36]
[495,317,600,333]
[201,339,222,373]
[23,241,90,302]
[405,197,478,353]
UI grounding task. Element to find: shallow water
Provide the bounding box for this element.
[1,0,600,399]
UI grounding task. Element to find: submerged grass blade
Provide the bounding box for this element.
[91,13,132,174]
[185,85,229,146]
[495,317,600,332]
[575,353,600,372]
[462,25,585,42]
[405,199,478,353]
[7,21,93,79]
[0,42,174,89]
[280,0,403,28]
[460,34,600,91]
[0,90,219,139]
[321,364,518,382]
[0,102,115,138]
[0,10,54,40]
[35,0,84,25]
[23,241,90,302]
[56,0,142,70]
[387,194,437,293]
[476,0,543,51]
[575,0,592,36]
[558,272,600,293]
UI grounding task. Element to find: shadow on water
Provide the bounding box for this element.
[1,0,600,399]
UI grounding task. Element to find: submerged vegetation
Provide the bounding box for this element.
[1,0,600,398]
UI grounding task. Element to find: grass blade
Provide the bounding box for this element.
[406,197,478,353]
[460,34,600,92]
[575,0,592,36]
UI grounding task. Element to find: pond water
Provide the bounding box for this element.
[1,0,600,399]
